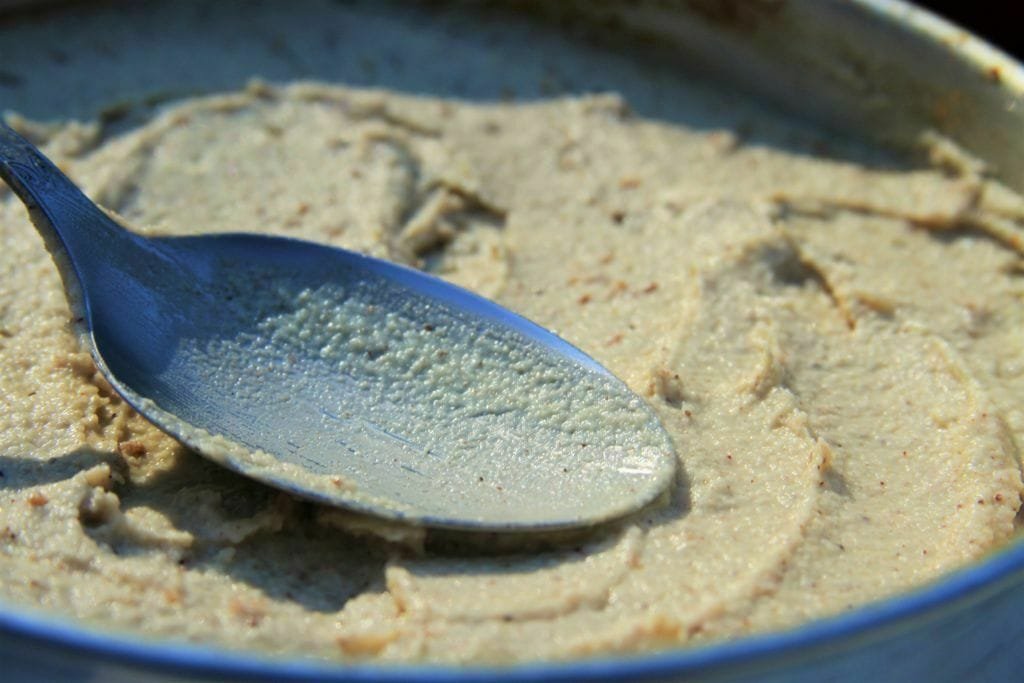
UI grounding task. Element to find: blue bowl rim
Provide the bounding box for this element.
[2,535,1023,681]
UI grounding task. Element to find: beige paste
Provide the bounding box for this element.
[0,23,1023,665]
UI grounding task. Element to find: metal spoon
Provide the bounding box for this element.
[0,120,676,531]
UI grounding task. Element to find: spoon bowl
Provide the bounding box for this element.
[0,120,676,531]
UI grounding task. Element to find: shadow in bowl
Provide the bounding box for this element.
[0,0,909,172]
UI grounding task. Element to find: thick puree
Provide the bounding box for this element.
[1,1,1024,666]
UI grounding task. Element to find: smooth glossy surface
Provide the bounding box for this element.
[0,121,676,531]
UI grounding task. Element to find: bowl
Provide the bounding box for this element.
[0,1,1021,680]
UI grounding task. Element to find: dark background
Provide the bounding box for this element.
[917,2,1022,58]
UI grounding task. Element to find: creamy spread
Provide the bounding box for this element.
[1,0,1023,666]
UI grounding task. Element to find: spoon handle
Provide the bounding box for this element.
[0,119,133,275]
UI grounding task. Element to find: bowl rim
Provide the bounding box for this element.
[1,0,1023,679]
[858,0,1024,96]
[3,536,1023,680]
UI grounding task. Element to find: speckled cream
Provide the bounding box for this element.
[0,36,1023,666]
